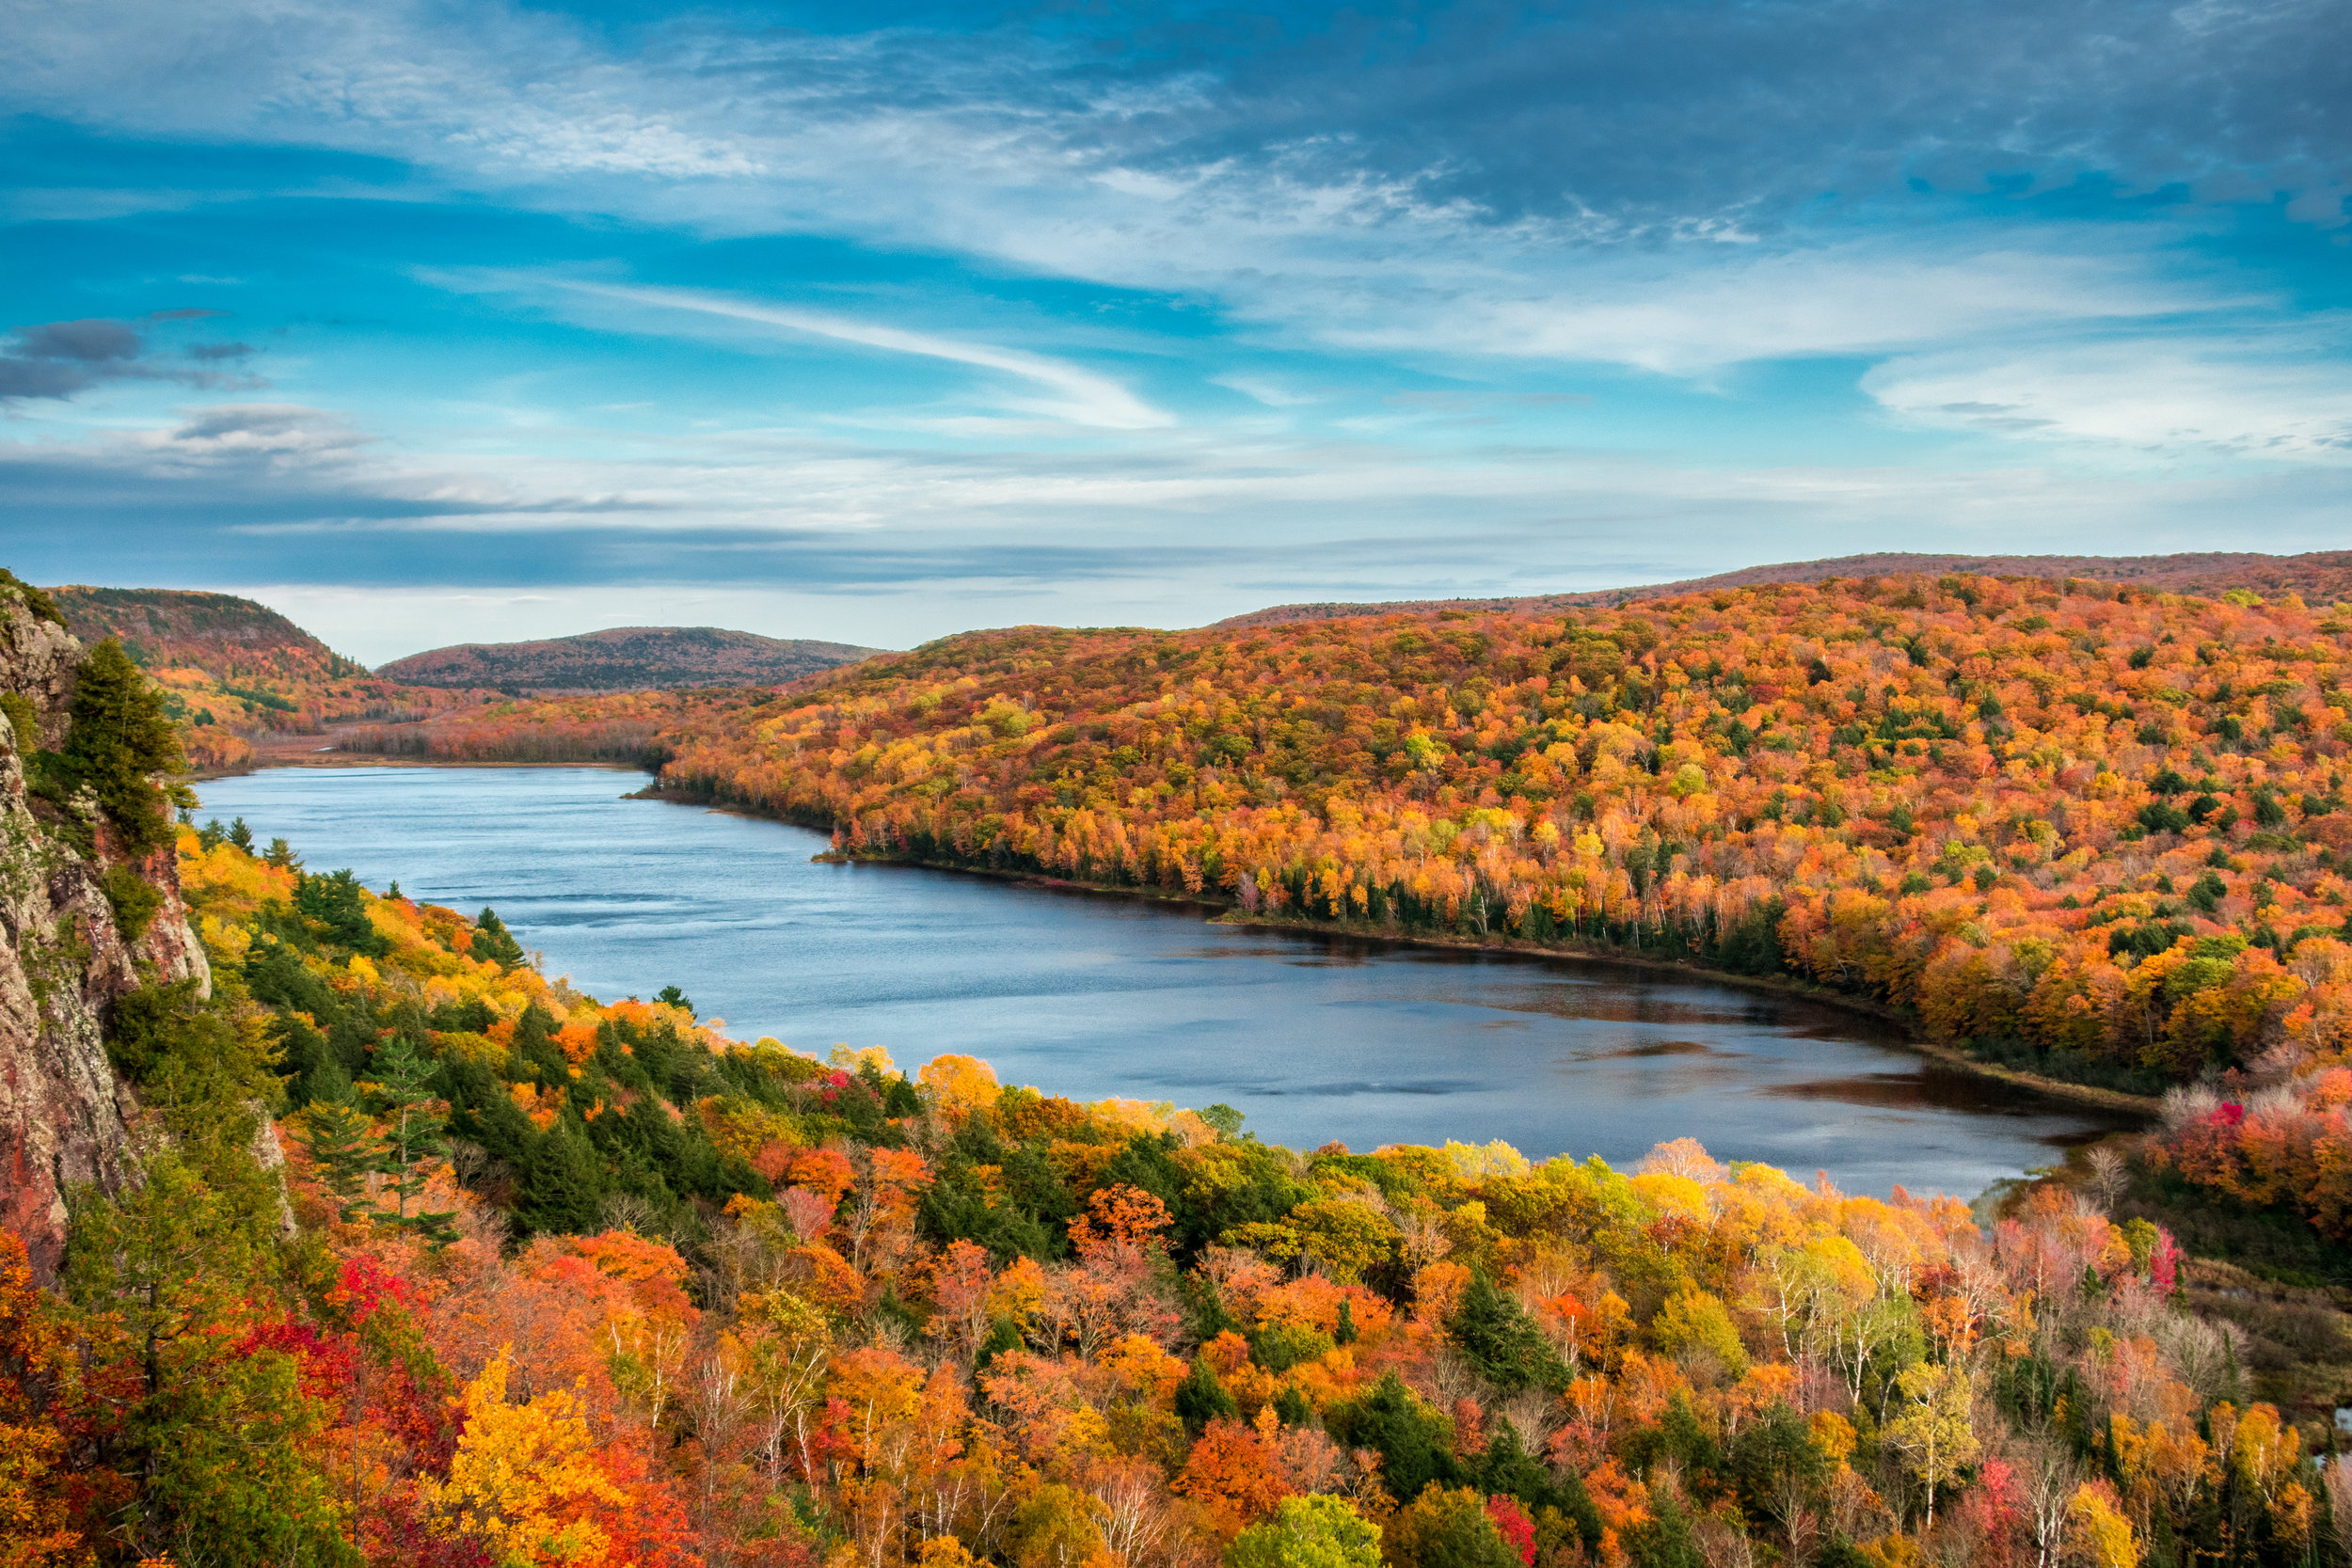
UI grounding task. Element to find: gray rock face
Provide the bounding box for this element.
[0,594,80,752]
[0,588,208,1280]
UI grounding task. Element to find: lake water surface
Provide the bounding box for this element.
[195,766,2133,1198]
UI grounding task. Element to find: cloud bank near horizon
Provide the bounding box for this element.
[3,0,2347,656]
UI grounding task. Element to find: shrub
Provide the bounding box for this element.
[101,864,163,943]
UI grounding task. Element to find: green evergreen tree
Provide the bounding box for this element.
[362,1036,458,1246]
[0,691,40,754]
[1173,1350,1239,1433]
[1727,1402,1827,1540]
[1445,1269,1569,1394]
[473,907,526,967]
[104,980,280,1157]
[294,1086,382,1225]
[57,638,185,855]
[520,1116,606,1235]
[64,1152,355,1564]
[976,1314,1023,1371]
[1327,1371,1462,1501]
[295,868,385,955]
[1186,1275,1242,1340]
[1623,1485,1704,1568]
[1479,1420,1602,1548]
[0,567,65,627]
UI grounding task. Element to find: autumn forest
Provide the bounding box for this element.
[7,567,2352,1568]
[358,574,2352,1238]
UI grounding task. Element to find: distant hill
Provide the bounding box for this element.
[377,626,887,694]
[1213,549,2352,629]
[49,585,477,770]
[54,586,366,685]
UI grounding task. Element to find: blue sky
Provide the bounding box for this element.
[2,0,2347,662]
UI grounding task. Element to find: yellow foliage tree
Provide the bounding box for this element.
[434,1347,630,1566]
[2065,1482,2139,1568]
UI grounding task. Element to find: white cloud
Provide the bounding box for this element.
[140,403,372,463]
[1,0,2299,384]
[1324,246,2233,376]
[1864,329,2352,461]
[8,0,2348,589]
[553,282,1171,431]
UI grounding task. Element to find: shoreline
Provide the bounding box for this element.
[849,846,2159,1117]
[1208,910,2162,1118]
[690,795,2160,1121]
[199,765,2164,1122]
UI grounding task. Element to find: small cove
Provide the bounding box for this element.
[194,765,2137,1198]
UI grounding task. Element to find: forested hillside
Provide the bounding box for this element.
[358,572,2352,1250]
[10,817,2342,1568]
[52,585,480,770]
[10,566,2351,1568]
[378,625,885,695]
[1217,552,2352,630]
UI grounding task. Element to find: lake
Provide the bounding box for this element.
[194,766,2134,1198]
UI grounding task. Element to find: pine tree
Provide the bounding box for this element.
[519,1117,606,1235]
[363,1036,458,1246]
[1446,1269,1570,1394]
[1326,1371,1462,1500]
[57,638,184,855]
[472,908,525,968]
[1173,1351,1238,1433]
[294,1087,382,1225]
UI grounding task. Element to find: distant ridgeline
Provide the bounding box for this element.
[1215,548,2352,629]
[376,624,886,695]
[51,586,476,770]
[47,591,881,772]
[397,568,2352,1116]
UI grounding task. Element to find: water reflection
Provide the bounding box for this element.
[194,767,2140,1199]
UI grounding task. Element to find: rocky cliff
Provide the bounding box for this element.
[0,585,208,1280]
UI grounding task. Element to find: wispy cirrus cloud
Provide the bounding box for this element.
[9,0,2346,230]
[546,281,1171,432]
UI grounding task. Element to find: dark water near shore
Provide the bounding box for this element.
[195,767,2133,1197]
